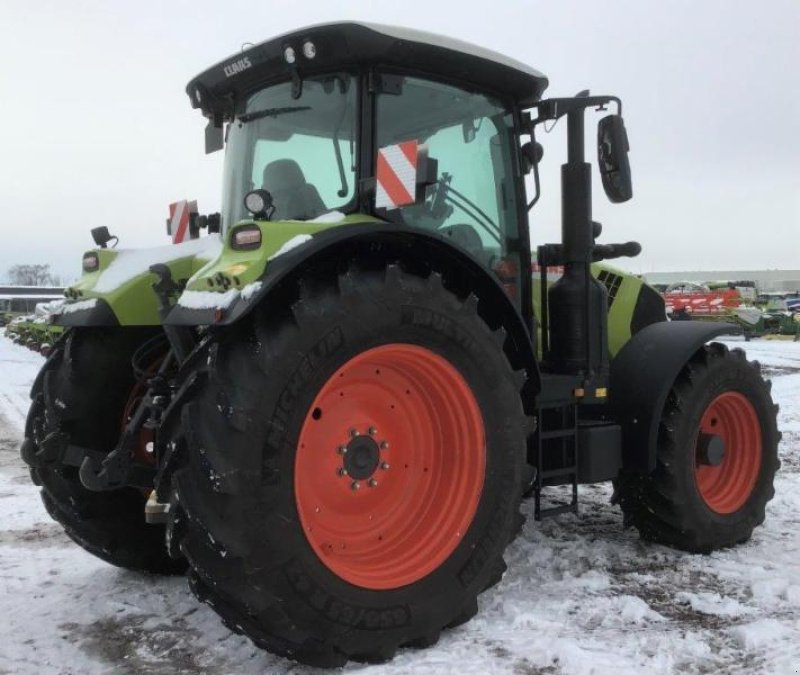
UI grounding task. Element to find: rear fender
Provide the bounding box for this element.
[610,321,742,473]
[167,224,541,398]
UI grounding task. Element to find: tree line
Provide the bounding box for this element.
[5,264,61,287]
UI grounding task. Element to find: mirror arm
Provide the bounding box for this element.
[527,157,542,211]
[531,95,621,125]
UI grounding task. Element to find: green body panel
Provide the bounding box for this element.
[57,215,378,326]
[532,262,655,358]
[185,214,380,295]
[56,212,660,360]
[64,243,219,325]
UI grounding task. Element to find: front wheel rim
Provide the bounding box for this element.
[295,343,486,590]
[694,391,762,514]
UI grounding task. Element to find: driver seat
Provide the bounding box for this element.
[262,159,326,221]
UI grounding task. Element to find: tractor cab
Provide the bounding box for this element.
[190,23,549,305]
[190,22,636,349]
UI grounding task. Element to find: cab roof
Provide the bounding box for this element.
[186,22,548,119]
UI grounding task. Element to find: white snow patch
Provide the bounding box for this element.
[572,569,611,591]
[288,210,345,224]
[308,210,345,223]
[750,578,790,601]
[268,234,313,261]
[677,591,753,617]
[615,595,665,624]
[178,288,239,310]
[785,586,800,603]
[51,298,97,315]
[92,236,222,293]
[730,619,789,649]
[240,281,262,301]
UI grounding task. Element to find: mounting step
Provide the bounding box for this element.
[533,400,579,521]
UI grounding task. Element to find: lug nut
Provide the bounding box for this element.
[380,441,390,450]
[337,445,347,455]
[380,462,390,471]
[349,428,359,438]
[350,480,361,491]
[368,426,377,436]
[368,478,378,488]
[337,468,348,477]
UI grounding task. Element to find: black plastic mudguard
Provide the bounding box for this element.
[610,320,742,474]
[52,298,119,327]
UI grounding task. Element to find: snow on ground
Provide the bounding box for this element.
[0,333,798,674]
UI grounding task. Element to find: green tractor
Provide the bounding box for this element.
[21,23,779,667]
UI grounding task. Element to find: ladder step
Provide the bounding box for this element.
[537,503,578,519]
[540,466,577,479]
[539,429,575,440]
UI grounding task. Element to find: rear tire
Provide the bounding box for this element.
[23,328,186,574]
[169,266,528,666]
[616,342,780,552]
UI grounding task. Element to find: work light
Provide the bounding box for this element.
[243,189,273,219]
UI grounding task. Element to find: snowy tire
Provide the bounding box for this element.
[168,266,528,667]
[616,342,780,552]
[23,328,186,574]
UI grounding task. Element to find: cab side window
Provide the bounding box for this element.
[375,76,522,300]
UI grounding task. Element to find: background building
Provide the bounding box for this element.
[643,270,800,294]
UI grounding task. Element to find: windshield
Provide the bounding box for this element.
[221,74,357,229]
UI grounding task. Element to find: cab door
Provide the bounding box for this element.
[372,74,528,314]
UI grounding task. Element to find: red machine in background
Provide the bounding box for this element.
[663,281,742,318]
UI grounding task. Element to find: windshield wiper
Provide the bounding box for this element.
[237,105,311,123]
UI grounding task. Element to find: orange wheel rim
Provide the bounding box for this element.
[695,391,762,514]
[295,343,486,590]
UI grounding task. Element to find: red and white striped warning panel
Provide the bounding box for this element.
[167,200,197,244]
[375,140,418,209]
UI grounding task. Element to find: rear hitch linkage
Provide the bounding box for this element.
[78,356,176,491]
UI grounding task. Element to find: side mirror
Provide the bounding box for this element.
[205,118,224,154]
[597,115,632,203]
[520,141,543,174]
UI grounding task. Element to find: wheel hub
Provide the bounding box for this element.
[697,433,726,466]
[341,432,383,481]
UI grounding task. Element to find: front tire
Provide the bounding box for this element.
[616,342,780,552]
[169,266,528,666]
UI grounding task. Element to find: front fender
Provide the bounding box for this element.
[55,237,222,326]
[610,320,742,473]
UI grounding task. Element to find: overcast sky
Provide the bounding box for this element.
[1,0,798,283]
